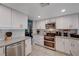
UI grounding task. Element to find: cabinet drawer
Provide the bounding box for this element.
[47,33,56,37]
[44,41,55,48]
[44,37,55,41]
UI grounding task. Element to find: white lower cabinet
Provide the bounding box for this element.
[70,39,79,56]
[25,38,32,55]
[65,38,79,56]
[56,37,79,56]
[38,36,44,46]
[56,37,65,53]
[56,37,71,55]
[56,37,72,55]
[33,35,44,46]
[64,38,71,55]
[0,47,5,56]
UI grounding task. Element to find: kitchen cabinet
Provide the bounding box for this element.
[36,20,46,29]
[40,20,46,29]
[56,37,79,55]
[25,38,32,55]
[0,47,5,56]
[70,39,79,56]
[56,37,65,52]
[64,38,79,55]
[33,21,37,29]
[33,35,37,44]
[67,14,78,29]
[56,16,67,29]
[0,5,28,29]
[56,14,79,29]
[45,19,50,24]
[0,5,11,28]
[56,37,71,54]
[38,35,44,46]
[36,21,41,29]
[35,19,51,29]
[64,38,71,54]
[33,19,56,29]
[49,19,56,23]
[33,35,44,46]
[12,10,28,29]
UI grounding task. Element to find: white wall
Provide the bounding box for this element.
[0,29,25,40]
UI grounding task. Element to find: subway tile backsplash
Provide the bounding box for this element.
[0,29,25,40]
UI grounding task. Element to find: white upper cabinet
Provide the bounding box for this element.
[35,19,56,29]
[35,21,40,29]
[40,20,46,29]
[0,5,28,29]
[49,19,56,23]
[66,14,78,29]
[33,21,37,29]
[56,16,66,29]
[0,5,11,28]
[12,10,28,29]
[56,14,79,29]
[36,20,46,29]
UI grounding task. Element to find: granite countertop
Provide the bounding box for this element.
[0,36,31,47]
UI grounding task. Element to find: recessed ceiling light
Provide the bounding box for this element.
[61,9,66,12]
[38,16,41,18]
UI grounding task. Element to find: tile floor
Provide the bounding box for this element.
[29,44,66,56]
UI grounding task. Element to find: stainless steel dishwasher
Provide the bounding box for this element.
[5,41,25,56]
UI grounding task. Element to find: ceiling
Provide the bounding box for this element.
[2,3,79,20]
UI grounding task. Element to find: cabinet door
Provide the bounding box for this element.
[56,17,65,29]
[45,19,50,24]
[12,10,28,29]
[0,5,11,28]
[56,14,78,29]
[49,19,56,23]
[40,20,45,29]
[64,38,71,54]
[33,35,44,46]
[68,14,78,29]
[34,35,40,45]
[56,37,65,52]
[33,35,38,44]
[71,39,79,56]
[33,21,37,29]
[25,38,32,55]
[38,36,44,46]
[36,21,40,29]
